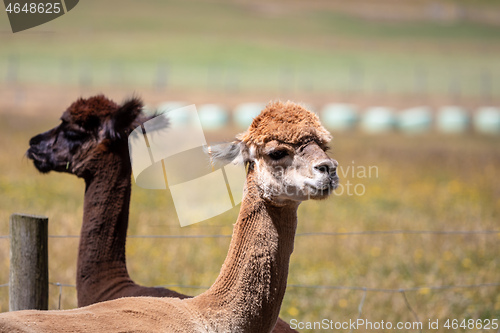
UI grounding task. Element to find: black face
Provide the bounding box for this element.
[26,120,90,174]
[26,96,151,178]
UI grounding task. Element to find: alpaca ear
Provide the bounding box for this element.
[106,98,144,140]
[206,141,244,167]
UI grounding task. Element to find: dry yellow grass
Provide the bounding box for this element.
[0,111,499,332]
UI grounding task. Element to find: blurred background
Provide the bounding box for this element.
[1,0,499,331]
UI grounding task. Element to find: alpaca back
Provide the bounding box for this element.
[0,297,204,333]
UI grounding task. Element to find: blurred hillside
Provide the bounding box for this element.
[1,0,500,114]
[267,0,500,25]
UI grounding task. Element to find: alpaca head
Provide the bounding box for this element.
[212,101,339,204]
[27,95,150,179]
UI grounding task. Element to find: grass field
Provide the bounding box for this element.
[1,0,500,98]
[1,1,500,331]
[0,109,498,332]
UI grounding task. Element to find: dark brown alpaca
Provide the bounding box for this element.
[26,95,296,332]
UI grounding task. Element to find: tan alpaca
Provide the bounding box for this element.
[0,101,338,333]
[27,95,294,332]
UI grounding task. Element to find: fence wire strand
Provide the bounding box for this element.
[2,281,499,318]
[52,282,63,310]
[400,289,423,333]
[22,229,498,239]
[5,281,500,293]
[349,287,367,333]
[18,281,499,315]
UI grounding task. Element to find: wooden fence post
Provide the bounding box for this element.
[9,213,48,311]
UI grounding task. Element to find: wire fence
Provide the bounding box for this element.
[1,228,499,332]
[37,228,500,239]
[0,280,498,333]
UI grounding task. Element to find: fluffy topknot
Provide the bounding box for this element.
[236,101,331,146]
[66,95,120,128]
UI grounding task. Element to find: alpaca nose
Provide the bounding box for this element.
[314,159,337,175]
[29,134,44,146]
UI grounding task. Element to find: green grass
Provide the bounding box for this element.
[0,110,499,332]
[1,1,500,329]
[1,0,500,97]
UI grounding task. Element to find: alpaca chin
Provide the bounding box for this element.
[307,177,339,199]
[26,151,55,174]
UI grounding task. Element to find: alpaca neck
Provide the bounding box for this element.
[77,147,133,305]
[192,173,299,333]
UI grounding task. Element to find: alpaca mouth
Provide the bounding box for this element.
[330,175,340,190]
[308,174,339,198]
[26,149,54,173]
[306,181,338,197]
[306,174,339,191]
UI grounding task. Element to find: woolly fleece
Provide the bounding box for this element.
[236,101,332,146]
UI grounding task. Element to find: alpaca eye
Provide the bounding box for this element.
[65,130,85,141]
[268,150,288,160]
